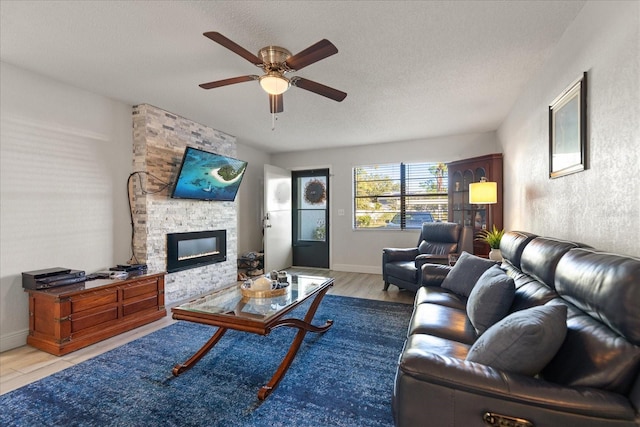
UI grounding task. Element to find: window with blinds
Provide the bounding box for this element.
[353,162,448,229]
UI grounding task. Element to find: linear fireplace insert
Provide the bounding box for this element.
[166,230,227,273]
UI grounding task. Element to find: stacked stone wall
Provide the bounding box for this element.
[132,104,237,303]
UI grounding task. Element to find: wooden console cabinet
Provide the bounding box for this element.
[26,272,166,356]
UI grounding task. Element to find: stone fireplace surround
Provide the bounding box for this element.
[132,104,237,304]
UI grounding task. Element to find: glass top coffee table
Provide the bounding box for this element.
[171,274,334,400]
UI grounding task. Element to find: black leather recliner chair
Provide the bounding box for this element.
[382,222,473,292]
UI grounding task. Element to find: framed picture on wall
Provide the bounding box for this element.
[549,72,587,179]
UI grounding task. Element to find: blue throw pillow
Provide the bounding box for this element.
[467,265,515,335]
[466,304,567,376]
[440,251,497,297]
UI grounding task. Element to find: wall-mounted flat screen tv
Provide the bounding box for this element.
[171,146,248,201]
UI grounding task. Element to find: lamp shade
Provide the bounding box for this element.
[469,180,497,204]
[259,73,290,95]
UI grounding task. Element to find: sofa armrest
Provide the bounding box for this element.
[397,347,636,422]
[415,254,448,271]
[383,247,420,263]
[420,263,451,287]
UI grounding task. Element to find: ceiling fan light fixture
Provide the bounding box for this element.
[259,72,290,95]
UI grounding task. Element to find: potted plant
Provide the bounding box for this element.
[477,225,505,261]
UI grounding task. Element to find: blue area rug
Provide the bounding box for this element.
[1,295,412,427]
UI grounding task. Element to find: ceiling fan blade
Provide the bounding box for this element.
[199,75,259,89]
[290,77,347,102]
[269,94,284,113]
[203,32,263,66]
[285,39,338,71]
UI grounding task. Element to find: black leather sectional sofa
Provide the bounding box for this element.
[392,231,640,426]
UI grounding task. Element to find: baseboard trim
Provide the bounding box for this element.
[0,329,28,352]
[331,264,381,275]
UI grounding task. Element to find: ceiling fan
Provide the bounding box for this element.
[199,32,347,114]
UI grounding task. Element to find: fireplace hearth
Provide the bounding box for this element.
[166,230,227,273]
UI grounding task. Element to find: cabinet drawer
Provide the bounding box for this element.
[122,278,158,300]
[71,307,119,332]
[123,294,158,316]
[71,289,118,313]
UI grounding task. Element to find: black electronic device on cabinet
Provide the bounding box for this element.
[22,267,86,290]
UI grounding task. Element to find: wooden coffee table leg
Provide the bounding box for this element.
[173,326,227,376]
[258,284,333,400]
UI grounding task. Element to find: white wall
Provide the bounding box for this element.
[271,132,500,273]
[236,143,270,256]
[0,62,133,351]
[498,1,639,257]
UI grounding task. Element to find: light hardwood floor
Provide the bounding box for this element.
[0,269,414,396]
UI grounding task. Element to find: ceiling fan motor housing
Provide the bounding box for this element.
[259,46,292,73]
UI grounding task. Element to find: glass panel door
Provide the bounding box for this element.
[292,169,329,268]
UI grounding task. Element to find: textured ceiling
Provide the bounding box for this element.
[0,1,585,153]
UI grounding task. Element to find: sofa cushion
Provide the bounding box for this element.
[408,303,476,345]
[537,249,640,395]
[466,304,567,376]
[467,265,515,335]
[440,252,496,297]
[520,237,583,290]
[400,334,471,372]
[541,304,640,395]
[554,249,640,344]
[499,231,537,271]
[510,278,558,312]
[415,286,467,310]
